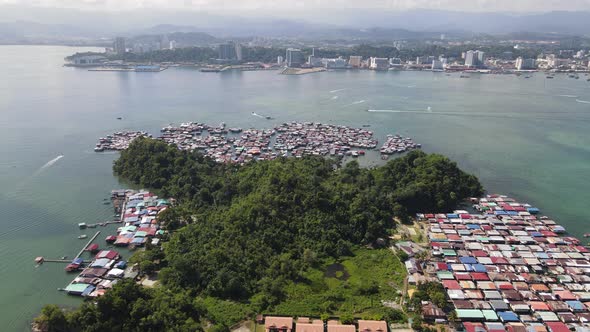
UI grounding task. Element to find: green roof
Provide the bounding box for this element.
[456,309,484,319]
[437,271,454,279]
[65,283,90,293]
[482,310,499,321]
[442,249,457,256]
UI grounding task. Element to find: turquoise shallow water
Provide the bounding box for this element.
[1,45,590,331]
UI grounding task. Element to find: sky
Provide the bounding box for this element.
[2,0,590,12]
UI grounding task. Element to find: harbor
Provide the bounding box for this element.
[94,121,421,164]
[34,190,170,298]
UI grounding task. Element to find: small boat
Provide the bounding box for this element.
[78,223,87,229]
[116,117,122,120]
[78,234,88,239]
[61,256,68,260]
[35,257,44,264]
[546,76,554,79]
[584,233,590,238]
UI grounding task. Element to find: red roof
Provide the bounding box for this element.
[545,322,569,332]
[472,273,490,281]
[443,280,461,290]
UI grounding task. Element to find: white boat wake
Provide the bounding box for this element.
[576,99,590,104]
[331,96,339,100]
[33,155,63,176]
[330,88,347,93]
[251,112,265,118]
[345,100,366,107]
[557,95,578,98]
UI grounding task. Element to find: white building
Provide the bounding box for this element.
[432,60,445,71]
[369,57,389,71]
[515,57,536,70]
[322,57,347,69]
[277,56,284,65]
[169,40,177,50]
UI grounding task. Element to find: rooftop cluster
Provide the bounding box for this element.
[414,195,590,332]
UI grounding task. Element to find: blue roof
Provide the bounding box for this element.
[467,224,481,230]
[566,301,585,310]
[530,232,543,237]
[72,258,84,265]
[473,264,487,272]
[527,207,540,213]
[81,285,96,297]
[506,211,518,215]
[498,311,519,322]
[494,211,509,215]
[447,214,459,219]
[460,256,478,264]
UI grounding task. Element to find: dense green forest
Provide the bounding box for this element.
[36,138,482,331]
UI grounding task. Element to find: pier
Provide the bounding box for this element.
[35,231,101,264]
[74,231,101,259]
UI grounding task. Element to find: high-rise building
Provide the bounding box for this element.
[465,50,485,68]
[113,37,126,55]
[516,57,536,70]
[169,40,177,50]
[235,43,243,61]
[286,48,304,68]
[349,56,362,68]
[160,35,170,50]
[465,51,477,67]
[277,56,284,65]
[308,55,322,67]
[476,51,486,64]
[218,42,237,60]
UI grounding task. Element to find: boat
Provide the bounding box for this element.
[105,235,117,243]
[584,233,590,238]
[460,75,470,78]
[546,76,554,79]
[78,223,87,229]
[35,257,44,264]
[116,117,122,120]
[78,234,88,239]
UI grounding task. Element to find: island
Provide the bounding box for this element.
[33,137,482,332]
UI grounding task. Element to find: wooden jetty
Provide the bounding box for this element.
[35,231,101,264]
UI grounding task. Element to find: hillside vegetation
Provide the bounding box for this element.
[36,137,482,331]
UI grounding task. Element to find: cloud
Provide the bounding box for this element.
[1,0,590,11]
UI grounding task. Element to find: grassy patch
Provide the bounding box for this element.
[270,247,406,319]
[201,297,254,327]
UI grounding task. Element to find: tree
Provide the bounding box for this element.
[34,305,68,332]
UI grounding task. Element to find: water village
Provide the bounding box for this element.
[94,121,420,163]
[406,194,590,332]
[35,190,170,297]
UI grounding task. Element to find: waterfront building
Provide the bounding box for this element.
[369,57,389,71]
[218,42,237,60]
[465,50,485,68]
[416,56,430,65]
[113,37,126,55]
[66,54,107,66]
[277,56,284,65]
[432,60,445,71]
[286,48,304,68]
[515,57,537,70]
[322,57,347,69]
[308,55,323,67]
[349,56,362,68]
